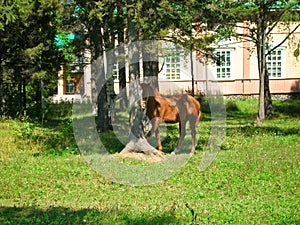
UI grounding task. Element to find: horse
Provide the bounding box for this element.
[141,83,202,156]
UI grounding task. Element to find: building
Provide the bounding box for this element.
[53,22,300,101]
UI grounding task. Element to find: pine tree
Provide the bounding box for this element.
[0,0,62,118]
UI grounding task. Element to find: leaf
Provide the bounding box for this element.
[293,45,300,57]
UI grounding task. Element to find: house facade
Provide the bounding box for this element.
[200,22,300,96]
[53,22,300,101]
[52,49,92,103]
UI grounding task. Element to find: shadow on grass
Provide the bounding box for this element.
[225,99,300,118]
[0,206,177,225]
[273,100,300,117]
[99,131,125,154]
[23,99,298,156]
[226,124,300,137]
[224,99,300,138]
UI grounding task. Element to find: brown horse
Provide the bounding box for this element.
[141,83,202,156]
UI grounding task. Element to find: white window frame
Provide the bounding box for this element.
[159,43,185,81]
[214,48,234,80]
[164,54,181,80]
[112,62,119,81]
[266,47,285,79]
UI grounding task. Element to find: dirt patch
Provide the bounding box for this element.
[114,151,167,163]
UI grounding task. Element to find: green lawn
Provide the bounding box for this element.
[0,99,299,224]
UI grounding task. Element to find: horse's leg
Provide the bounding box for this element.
[190,119,197,156]
[171,120,186,155]
[146,118,155,139]
[147,118,162,151]
[155,128,162,151]
[153,118,162,151]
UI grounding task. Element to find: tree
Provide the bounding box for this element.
[73,0,123,132]
[0,0,62,119]
[120,0,164,157]
[0,0,25,117]
[251,0,300,123]
[68,1,223,155]
[216,0,300,123]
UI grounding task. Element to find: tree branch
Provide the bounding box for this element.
[266,23,300,56]
[266,4,298,36]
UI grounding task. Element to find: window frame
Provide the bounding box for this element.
[266,47,286,79]
[66,79,75,94]
[112,62,119,81]
[164,54,181,80]
[213,48,234,81]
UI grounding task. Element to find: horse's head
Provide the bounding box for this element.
[140,83,160,110]
[140,83,160,98]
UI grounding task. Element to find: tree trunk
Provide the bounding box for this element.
[0,61,4,117]
[127,0,142,140]
[120,0,163,158]
[97,82,110,132]
[118,61,127,110]
[103,22,116,131]
[89,22,101,114]
[18,79,22,119]
[89,19,111,131]
[142,42,159,93]
[118,42,128,110]
[264,70,273,117]
[41,79,45,123]
[22,79,26,115]
[117,1,128,110]
[257,6,266,124]
[190,47,195,96]
[143,59,158,88]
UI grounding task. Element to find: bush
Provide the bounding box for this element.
[45,102,73,121]
[226,100,239,112]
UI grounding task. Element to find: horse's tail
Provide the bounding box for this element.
[191,96,202,125]
[196,107,202,126]
[198,109,202,121]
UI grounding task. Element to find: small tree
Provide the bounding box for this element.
[217,0,300,123]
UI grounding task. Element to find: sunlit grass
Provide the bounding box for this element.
[0,99,299,224]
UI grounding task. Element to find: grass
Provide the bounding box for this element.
[0,99,299,224]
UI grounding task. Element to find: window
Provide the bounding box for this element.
[165,55,181,80]
[267,48,285,78]
[66,80,75,94]
[215,49,233,79]
[70,56,84,73]
[112,63,119,81]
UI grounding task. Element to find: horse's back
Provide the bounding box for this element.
[154,96,180,122]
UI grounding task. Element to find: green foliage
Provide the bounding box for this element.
[196,96,211,114]
[0,0,30,30]
[45,102,74,121]
[226,100,239,112]
[0,0,63,118]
